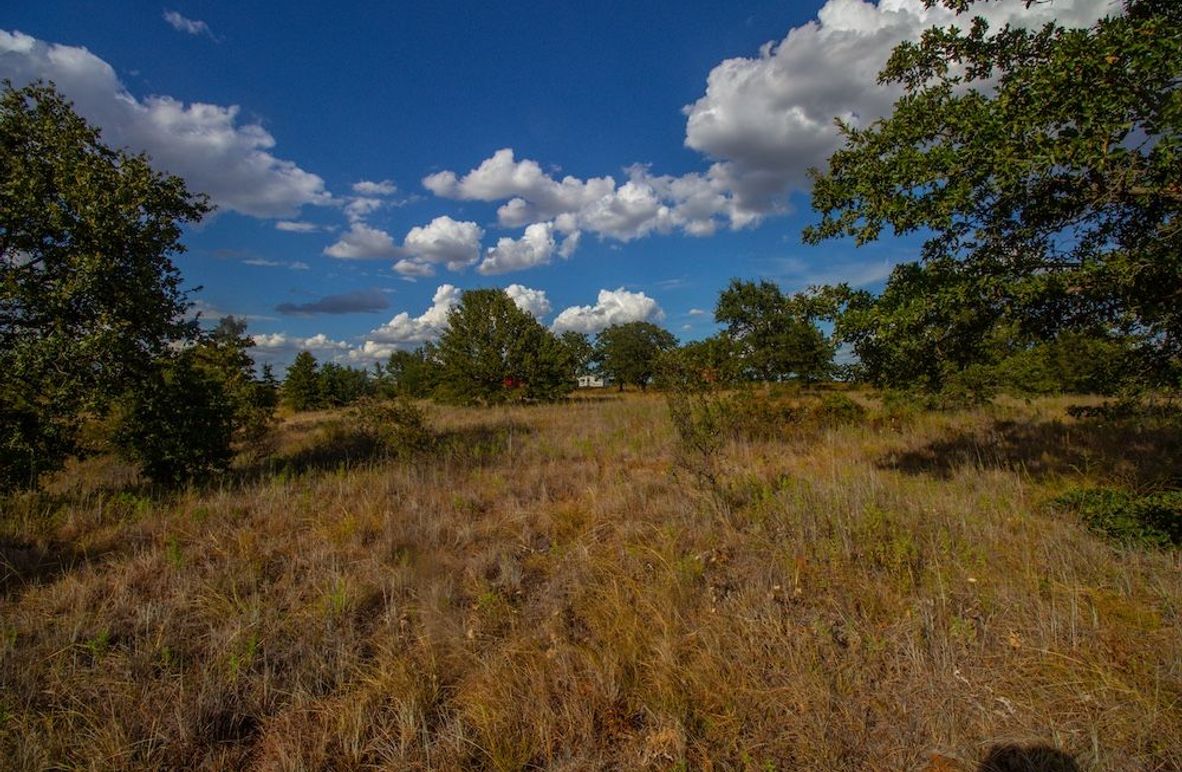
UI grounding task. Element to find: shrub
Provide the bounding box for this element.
[1053,487,1182,548]
[939,363,1000,407]
[667,385,819,499]
[995,334,1134,396]
[871,389,933,430]
[810,393,866,428]
[1066,397,1182,423]
[112,353,235,487]
[350,397,432,459]
[666,386,732,490]
[727,391,807,441]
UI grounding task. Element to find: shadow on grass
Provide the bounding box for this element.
[249,425,382,478]
[881,414,1182,488]
[0,419,533,594]
[564,392,625,403]
[433,421,532,467]
[978,743,1079,771]
[239,420,533,482]
[0,538,115,595]
[0,488,161,596]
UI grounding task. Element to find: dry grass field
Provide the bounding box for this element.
[1,391,1180,770]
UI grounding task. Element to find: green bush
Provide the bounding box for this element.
[1066,397,1181,423]
[995,334,1133,396]
[724,391,807,441]
[874,389,931,429]
[810,393,866,428]
[1053,487,1182,548]
[112,353,235,487]
[939,363,1000,407]
[350,397,432,459]
[666,387,732,489]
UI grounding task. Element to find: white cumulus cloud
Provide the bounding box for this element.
[425,149,745,245]
[504,284,551,319]
[326,214,486,274]
[682,0,1116,214]
[355,283,461,358]
[275,220,321,233]
[551,288,665,334]
[323,223,401,259]
[251,332,351,353]
[424,148,615,224]
[352,179,397,196]
[0,30,330,219]
[418,1,1114,256]
[393,258,436,278]
[343,196,383,222]
[479,222,559,275]
[402,215,484,273]
[558,230,581,258]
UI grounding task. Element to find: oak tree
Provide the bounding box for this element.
[806,0,1182,390]
[594,321,678,391]
[0,82,211,489]
[715,279,834,383]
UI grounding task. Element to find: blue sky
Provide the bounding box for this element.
[2,0,1113,369]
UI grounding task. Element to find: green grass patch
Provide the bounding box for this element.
[1053,487,1182,548]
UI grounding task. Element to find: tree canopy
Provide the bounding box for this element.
[715,279,834,383]
[558,331,596,380]
[112,349,236,486]
[436,289,574,404]
[385,345,441,399]
[193,316,277,441]
[0,81,211,488]
[805,0,1182,390]
[282,351,322,411]
[594,321,678,391]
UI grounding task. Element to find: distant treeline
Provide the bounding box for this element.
[279,276,1149,414]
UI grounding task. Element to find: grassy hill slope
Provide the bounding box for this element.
[2,393,1179,769]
